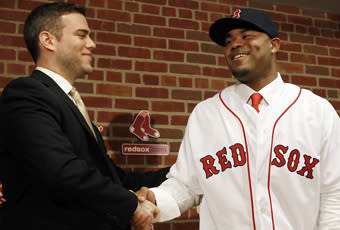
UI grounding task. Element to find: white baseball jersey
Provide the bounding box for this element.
[152,74,340,229]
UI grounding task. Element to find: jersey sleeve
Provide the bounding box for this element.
[318,99,340,228]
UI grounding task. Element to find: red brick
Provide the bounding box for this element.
[136,87,168,98]
[135,61,167,73]
[126,72,141,84]
[280,42,302,52]
[169,40,199,51]
[203,66,232,78]
[134,14,166,26]
[107,0,124,9]
[187,31,210,42]
[107,71,123,83]
[281,23,294,32]
[96,84,132,96]
[115,98,149,110]
[277,62,304,73]
[173,221,199,230]
[316,37,340,48]
[171,115,189,126]
[142,4,160,15]
[302,9,325,18]
[194,11,208,21]
[0,48,16,60]
[153,222,171,230]
[0,21,16,33]
[152,101,185,112]
[178,9,192,19]
[142,74,159,85]
[83,96,112,108]
[318,57,340,66]
[97,111,133,123]
[118,47,150,59]
[296,25,307,34]
[0,9,27,21]
[170,64,200,75]
[303,45,328,55]
[329,48,340,58]
[94,44,116,56]
[288,15,313,26]
[201,2,230,14]
[291,75,317,86]
[319,78,338,88]
[136,0,167,5]
[89,0,105,7]
[162,7,176,17]
[0,35,25,47]
[276,5,300,14]
[98,58,132,70]
[179,77,193,87]
[315,19,337,29]
[172,89,202,100]
[88,70,104,81]
[154,51,184,62]
[125,2,139,12]
[97,32,131,45]
[219,0,247,6]
[118,24,151,36]
[195,78,209,88]
[151,114,169,125]
[156,128,183,139]
[211,79,226,90]
[154,27,185,39]
[7,63,25,75]
[331,68,340,77]
[88,19,115,31]
[290,34,314,44]
[135,37,167,49]
[168,0,199,9]
[306,66,330,76]
[161,75,177,87]
[97,9,130,22]
[73,82,94,94]
[291,53,316,64]
[187,53,216,65]
[0,0,15,8]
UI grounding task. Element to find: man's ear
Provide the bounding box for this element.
[270,37,280,54]
[38,31,56,52]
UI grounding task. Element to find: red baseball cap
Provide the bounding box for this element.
[209,8,279,47]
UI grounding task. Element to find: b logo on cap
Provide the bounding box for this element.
[232,9,241,19]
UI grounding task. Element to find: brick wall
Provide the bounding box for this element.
[0,0,339,229]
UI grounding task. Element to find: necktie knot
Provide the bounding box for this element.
[250,93,262,113]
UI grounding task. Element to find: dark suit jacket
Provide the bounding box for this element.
[0,70,169,230]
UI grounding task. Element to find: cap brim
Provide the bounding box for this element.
[209,18,264,47]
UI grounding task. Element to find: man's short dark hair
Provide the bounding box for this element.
[23,2,86,63]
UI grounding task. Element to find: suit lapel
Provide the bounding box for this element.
[31,70,98,142]
[31,70,121,183]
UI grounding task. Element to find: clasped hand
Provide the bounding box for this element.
[130,187,158,230]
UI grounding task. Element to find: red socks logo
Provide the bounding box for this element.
[129,110,160,141]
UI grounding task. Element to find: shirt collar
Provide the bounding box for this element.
[36,67,73,95]
[235,73,284,105]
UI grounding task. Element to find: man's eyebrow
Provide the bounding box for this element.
[75,29,91,34]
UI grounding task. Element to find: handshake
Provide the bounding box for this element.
[130,187,159,230]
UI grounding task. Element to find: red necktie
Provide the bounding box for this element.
[250,93,262,113]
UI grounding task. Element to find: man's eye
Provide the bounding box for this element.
[225,40,232,46]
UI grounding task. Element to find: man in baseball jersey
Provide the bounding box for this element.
[144,8,340,229]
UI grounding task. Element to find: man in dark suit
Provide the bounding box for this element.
[0,2,168,230]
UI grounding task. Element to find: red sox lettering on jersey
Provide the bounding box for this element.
[200,143,320,179]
